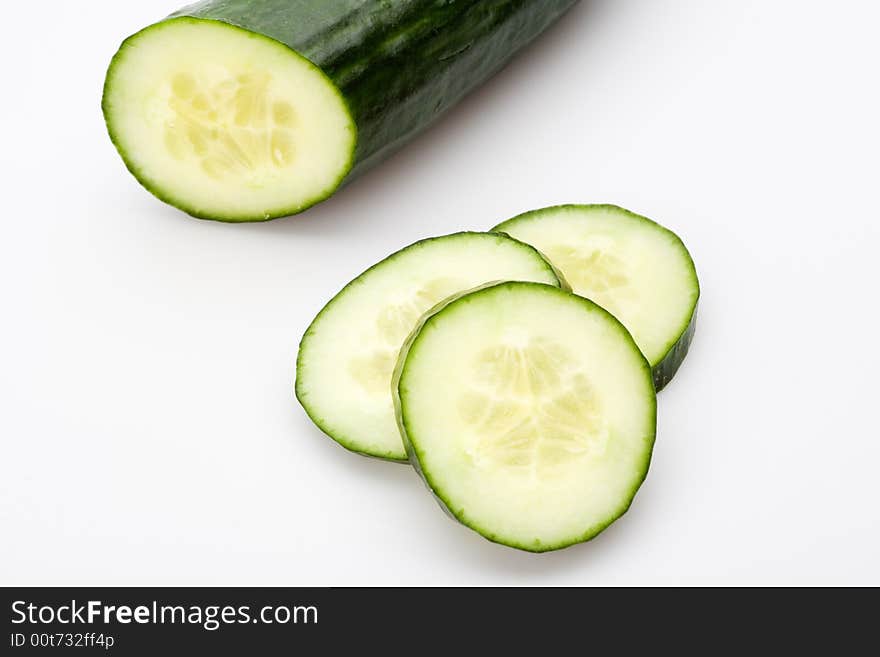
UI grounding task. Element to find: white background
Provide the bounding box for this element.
[2,0,878,586]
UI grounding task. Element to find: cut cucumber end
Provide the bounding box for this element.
[395,282,657,552]
[102,17,356,222]
[295,233,564,463]
[493,205,700,391]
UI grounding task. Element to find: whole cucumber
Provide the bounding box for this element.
[103,1,580,221]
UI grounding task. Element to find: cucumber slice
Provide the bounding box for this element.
[296,233,565,462]
[394,282,656,552]
[493,205,699,390]
[103,18,355,222]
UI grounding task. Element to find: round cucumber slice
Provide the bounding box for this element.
[296,233,565,462]
[493,205,700,390]
[102,17,356,222]
[394,282,657,552]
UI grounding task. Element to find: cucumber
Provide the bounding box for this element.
[102,1,580,222]
[295,233,565,462]
[394,281,656,552]
[493,205,699,390]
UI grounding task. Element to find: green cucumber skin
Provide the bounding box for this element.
[170,0,580,194]
[392,282,657,553]
[652,304,697,391]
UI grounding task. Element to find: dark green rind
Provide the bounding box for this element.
[102,18,355,223]
[492,204,700,392]
[393,281,657,553]
[295,233,565,463]
[105,0,580,221]
[652,303,698,391]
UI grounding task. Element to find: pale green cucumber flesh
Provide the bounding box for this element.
[394,282,657,552]
[102,18,356,222]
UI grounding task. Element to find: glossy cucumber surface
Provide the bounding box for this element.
[104,1,580,220]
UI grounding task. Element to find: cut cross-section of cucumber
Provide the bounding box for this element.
[296,233,565,462]
[493,205,699,390]
[103,18,356,221]
[394,282,656,552]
